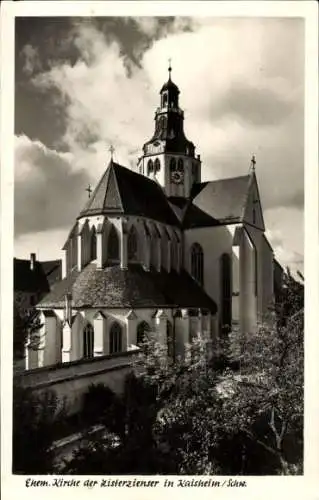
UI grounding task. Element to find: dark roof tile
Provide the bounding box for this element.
[38,263,216,313]
[14,258,62,293]
[79,162,179,227]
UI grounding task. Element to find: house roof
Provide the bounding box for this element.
[38,263,217,313]
[190,175,251,225]
[79,161,179,227]
[14,258,62,293]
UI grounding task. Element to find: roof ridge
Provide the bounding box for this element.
[206,174,250,184]
[105,162,124,211]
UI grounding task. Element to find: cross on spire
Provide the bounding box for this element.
[85,184,92,198]
[250,154,256,171]
[109,144,115,161]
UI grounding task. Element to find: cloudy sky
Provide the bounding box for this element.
[14,16,304,274]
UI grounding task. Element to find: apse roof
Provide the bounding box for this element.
[38,263,217,313]
[79,161,179,227]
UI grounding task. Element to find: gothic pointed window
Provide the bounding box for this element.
[83,323,94,359]
[147,159,154,175]
[191,243,204,286]
[154,158,160,173]
[128,225,138,261]
[177,158,184,172]
[90,227,97,261]
[109,322,122,354]
[170,157,176,172]
[108,225,119,261]
[136,321,151,346]
[220,253,232,334]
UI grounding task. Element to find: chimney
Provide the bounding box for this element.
[30,253,36,271]
[65,293,72,324]
[197,154,201,161]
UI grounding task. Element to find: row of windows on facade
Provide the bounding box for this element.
[81,320,174,359]
[67,224,180,272]
[146,157,198,177]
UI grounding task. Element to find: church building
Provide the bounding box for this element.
[30,66,275,370]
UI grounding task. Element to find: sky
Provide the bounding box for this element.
[14,16,305,274]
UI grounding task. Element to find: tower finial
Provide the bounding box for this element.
[250,154,256,172]
[168,58,172,79]
[109,144,115,162]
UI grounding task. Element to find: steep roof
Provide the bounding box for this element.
[14,258,62,293]
[38,263,217,313]
[79,161,179,227]
[189,175,251,225]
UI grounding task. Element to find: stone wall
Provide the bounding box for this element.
[15,350,138,415]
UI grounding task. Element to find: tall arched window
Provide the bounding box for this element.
[83,323,94,359]
[177,158,184,172]
[90,227,97,261]
[147,159,154,175]
[170,157,177,172]
[109,322,122,354]
[154,158,160,172]
[191,243,204,286]
[167,320,175,359]
[136,321,151,345]
[220,253,232,334]
[128,225,138,261]
[108,225,119,261]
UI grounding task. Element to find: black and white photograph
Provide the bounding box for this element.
[1,0,318,493]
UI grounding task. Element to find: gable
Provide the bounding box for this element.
[242,173,265,231]
[189,175,250,225]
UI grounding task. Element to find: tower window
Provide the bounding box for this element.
[136,321,151,345]
[83,323,94,359]
[154,158,160,172]
[108,225,120,261]
[191,243,204,286]
[162,93,168,107]
[177,158,184,172]
[170,157,177,171]
[147,159,154,175]
[109,322,122,354]
[128,225,138,261]
[220,253,232,334]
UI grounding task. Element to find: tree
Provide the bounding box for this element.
[62,272,304,475]
[62,337,222,474]
[217,270,304,474]
[13,304,43,361]
[12,384,64,474]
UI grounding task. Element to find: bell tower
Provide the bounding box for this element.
[137,63,201,198]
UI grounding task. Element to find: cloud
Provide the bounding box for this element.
[20,44,41,76]
[16,17,304,267]
[15,135,90,237]
[265,206,304,274]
